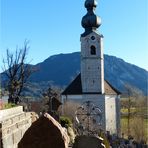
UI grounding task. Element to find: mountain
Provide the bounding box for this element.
[28,52,147,95]
[104,55,147,95]
[1,52,81,99]
[30,52,80,86]
[1,52,148,96]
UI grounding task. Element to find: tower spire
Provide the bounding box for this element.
[81,0,101,37]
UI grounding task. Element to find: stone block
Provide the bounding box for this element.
[2,134,13,148]
[0,106,23,121]
[11,115,20,124]
[0,110,35,148]
[13,130,22,144]
[17,120,27,128]
[19,113,26,120]
[1,119,12,128]
[2,127,12,137]
[21,127,28,137]
[9,124,18,132]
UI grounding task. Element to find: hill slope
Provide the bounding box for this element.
[28,52,147,95]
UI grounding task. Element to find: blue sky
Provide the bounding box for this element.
[0,0,148,72]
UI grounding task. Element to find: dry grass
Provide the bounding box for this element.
[121,117,148,143]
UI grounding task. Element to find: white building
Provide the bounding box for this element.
[62,0,121,134]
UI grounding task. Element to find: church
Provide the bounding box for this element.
[62,0,121,134]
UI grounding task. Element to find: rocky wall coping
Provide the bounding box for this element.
[0,106,23,121]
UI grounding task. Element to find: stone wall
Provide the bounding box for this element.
[0,106,32,148]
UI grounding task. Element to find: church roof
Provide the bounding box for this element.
[62,74,121,95]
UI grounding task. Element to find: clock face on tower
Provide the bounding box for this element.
[91,36,96,40]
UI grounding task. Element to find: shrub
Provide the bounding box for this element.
[60,116,72,128]
[4,103,17,109]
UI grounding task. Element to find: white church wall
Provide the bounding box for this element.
[61,95,83,105]
[80,94,106,131]
[62,94,106,130]
[68,94,105,130]
[62,94,120,134]
[105,95,118,134]
[115,95,121,135]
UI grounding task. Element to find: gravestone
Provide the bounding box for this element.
[18,113,69,148]
[72,135,105,148]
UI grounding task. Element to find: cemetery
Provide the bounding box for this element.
[0,0,147,148]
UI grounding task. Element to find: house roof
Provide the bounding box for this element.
[62,74,121,95]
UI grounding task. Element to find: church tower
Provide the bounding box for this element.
[62,0,121,134]
[81,0,104,94]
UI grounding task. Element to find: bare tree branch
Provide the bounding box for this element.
[2,41,34,104]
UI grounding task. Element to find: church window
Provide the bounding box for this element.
[90,45,96,55]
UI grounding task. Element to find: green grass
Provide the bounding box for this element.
[3,103,17,109]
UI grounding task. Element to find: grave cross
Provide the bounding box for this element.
[75,101,102,135]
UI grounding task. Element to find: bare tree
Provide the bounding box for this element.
[126,87,133,136]
[2,41,33,104]
[41,86,62,120]
[133,96,147,142]
[62,101,80,122]
[123,84,144,137]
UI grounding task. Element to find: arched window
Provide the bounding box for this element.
[90,45,96,55]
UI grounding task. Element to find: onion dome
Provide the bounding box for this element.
[81,0,101,37]
[85,0,97,10]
